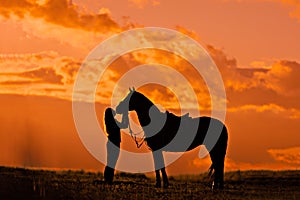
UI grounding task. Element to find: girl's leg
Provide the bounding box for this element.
[105,141,120,183]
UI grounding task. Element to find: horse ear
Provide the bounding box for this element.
[132,87,135,91]
[129,87,132,92]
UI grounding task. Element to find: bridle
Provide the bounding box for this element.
[127,113,146,148]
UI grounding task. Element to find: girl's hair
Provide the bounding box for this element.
[105,108,115,119]
[104,108,116,129]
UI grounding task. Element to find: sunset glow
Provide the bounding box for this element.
[0,0,300,175]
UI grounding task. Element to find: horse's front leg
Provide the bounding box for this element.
[153,150,169,188]
[161,167,169,188]
[155,169,161,188]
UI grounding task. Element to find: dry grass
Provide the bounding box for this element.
[0,166,299,199]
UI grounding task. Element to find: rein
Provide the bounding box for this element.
[127,114,145,148]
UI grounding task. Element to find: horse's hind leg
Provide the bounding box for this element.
[210,153,225,190]
[209,128,228,190]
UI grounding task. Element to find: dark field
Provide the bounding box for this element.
[0,166,299,199]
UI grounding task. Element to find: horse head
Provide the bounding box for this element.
[116,87,136,114]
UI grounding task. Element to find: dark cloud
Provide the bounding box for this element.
[59,58,81,83]
[206,45,238,70]
[273,60,300,95]
[20,67,64,84]
[0,80,44,85]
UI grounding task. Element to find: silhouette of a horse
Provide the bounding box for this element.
[116,88,228,189]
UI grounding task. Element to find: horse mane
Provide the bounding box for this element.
[132,91,154,108]
[133,91,192,120]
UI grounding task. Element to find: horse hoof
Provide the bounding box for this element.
[211,181,217,191]
[104,180,113,185]
[155,182,161,188]
[211,181,224,191]
[163,183,169,188]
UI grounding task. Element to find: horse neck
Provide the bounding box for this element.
[134,100,160,128]
[135,105,151,127]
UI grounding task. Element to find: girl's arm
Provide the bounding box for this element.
[115,114,128,129]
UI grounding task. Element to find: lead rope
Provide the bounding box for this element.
[127,114,145,148]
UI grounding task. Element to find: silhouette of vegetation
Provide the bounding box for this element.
[0,166,300,199]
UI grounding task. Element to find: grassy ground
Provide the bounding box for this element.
[0,166,299,199]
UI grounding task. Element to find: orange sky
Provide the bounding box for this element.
[0,0,300,174]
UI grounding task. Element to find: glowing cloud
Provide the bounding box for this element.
[228,104,300,119]
[268,147,300,165]
[0,0,124,52]
[0,51,81,99]
[0,0,120,32]
[278,0,300,22]
[128,0,160,9]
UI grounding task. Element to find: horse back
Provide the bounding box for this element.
[145,113,227,153]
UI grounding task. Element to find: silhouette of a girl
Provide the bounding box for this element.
[104,108,128,184]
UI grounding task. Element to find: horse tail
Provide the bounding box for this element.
[221,126,228,156]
